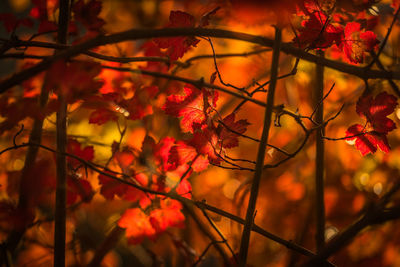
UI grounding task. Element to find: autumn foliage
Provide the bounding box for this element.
[1,0,400,266]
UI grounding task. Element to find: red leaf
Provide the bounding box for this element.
[67,176,93,205]
[98,172,148,203]
[38,20,58,33]
[189,128,222,164]
[0,14,33,32]
[67,139,94,168]
[124,187,150,208]
[360,31,379,51]
[190,155,209,172]
[149,199,185,233]
[46,60,103,102]
[118,208,156,244]
[115,149,136,173]
[346,124,390,156]
[88,84,157,124]
[175,178,193,197]
[342,22,379,63]
[169,141,197,166]
[154,11,199,60]
[219,113,250,148]
[98,173,127,200]
[294,11,343,49]
[18,158,56,207]
[126,85,158,120]
[72,0,105,31]
[163,84,218,133]
[98,62,133,94]
[168,10,195,27]
[0,97,57,134]
[392,0,400,9]
[140,41,168,73]
[0,200,34,231]
[89,108,118,125]
[153,137,176,171]
[169,141,209,172]
[356,92,397,133]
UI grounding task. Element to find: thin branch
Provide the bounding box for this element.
[2,27,400,94]
[233,58,299,112]
[370,50,400,97]
[322,104,345,127]
[262,105,311,169]
[192,240,224,267]
[217,119,260,143]
[304,181,400,266]
[54,1,70,266]
[183,202,231,266]
[0,41,52,267]
[102,65,267,107]
[88,227,125,267]
[310,82,334,119]
[193,200,334,265]
[314,50,325,253]
[238,27,282,267]
[200,208,236,262]
[367,6,400,69]
[0,142,329,263]
[0,53,47,60]
[323,129,374,141]
[224,155,256,165]
[0,49,270,67]
[186,48,271,63]
[206,37,247,94]
[263,131,311,169]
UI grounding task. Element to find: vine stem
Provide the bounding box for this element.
[238,27,281,267]
[315,50,325,253]
[54,0,70,266]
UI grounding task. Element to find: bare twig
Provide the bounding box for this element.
[206,37,247,94]
[192,240,225,267]
[233,58,299,112]
[183,203,231,266]
[200,208,236,262]
[314,50,325,253]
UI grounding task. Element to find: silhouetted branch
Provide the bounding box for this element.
[303,180,400,266]
[238,27,282,267]
[2,27,400,94]
[314,50,326,253]
[367,6,400,69]
[0,142,327,263]
[54,1,71,266]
